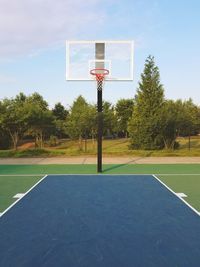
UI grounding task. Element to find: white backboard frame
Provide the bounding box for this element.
[66,40,134,81]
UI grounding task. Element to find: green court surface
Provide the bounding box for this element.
[157,174,200,212]
[0,175,43,212]
[0,164,200,213]
[0,163,200,174]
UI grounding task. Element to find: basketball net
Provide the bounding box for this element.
[90,69,109,91]
[96,74,105,91]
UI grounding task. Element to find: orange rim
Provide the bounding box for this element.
[90,68,109,81]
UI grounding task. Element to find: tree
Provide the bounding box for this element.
[65,96,96,151]
[27,92,48,110]
[83,104,97,150]
[0,101,10,149]
[52,102,69,138]
[27,106,55,148]
[159,99,200,150]
[0,94,29,150]
[15,92,27,102]
[26,93,55,148]
[180,99,200,137]
[102,101,117,137]
[52,102,68,120]
[115,99,134,138]
[161,99,200,150]
[0,128,10,149]
[160,100,181,149]
[128,56,165,149]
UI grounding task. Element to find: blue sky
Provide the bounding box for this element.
[0,0,200,108]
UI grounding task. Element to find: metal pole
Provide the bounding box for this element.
[97,82,103,172]
[95,43,105,173]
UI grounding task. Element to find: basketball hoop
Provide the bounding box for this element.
[90,68,109,91]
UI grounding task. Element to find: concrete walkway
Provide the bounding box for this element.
[0,157,200,164]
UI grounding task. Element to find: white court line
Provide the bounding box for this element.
[45,174,177,177]
[153,174,200,176]
[0,174,155,180]
[0,174,46,177]
[46,173,200,177]
[152,174,200,217]
[0,174,48,218]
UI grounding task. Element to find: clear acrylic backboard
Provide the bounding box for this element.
[66,40,134,81]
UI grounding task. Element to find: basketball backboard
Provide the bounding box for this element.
[66,40,134,81]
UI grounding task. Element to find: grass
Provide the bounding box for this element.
[0,148,65,158]
[1,136,200,157]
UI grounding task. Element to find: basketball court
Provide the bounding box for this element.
[0,40,199,267]
[0,174,200,267]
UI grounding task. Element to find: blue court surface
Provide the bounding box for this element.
[0,174,200,267]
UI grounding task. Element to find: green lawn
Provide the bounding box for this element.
[1,136,200,157]
[0,164,199,213]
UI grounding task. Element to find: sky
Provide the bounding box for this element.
[0,0,200,108]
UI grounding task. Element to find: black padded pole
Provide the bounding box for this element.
[95,43,105,173]
[97,83,103,172]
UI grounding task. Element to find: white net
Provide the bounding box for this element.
[97,80,104,91]
[90,69,108,91]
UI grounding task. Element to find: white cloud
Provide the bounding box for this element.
[0,0,106,58]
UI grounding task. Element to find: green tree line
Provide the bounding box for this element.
[0,92,134,151]
[129,56,200,150]
[0,56,199,151]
